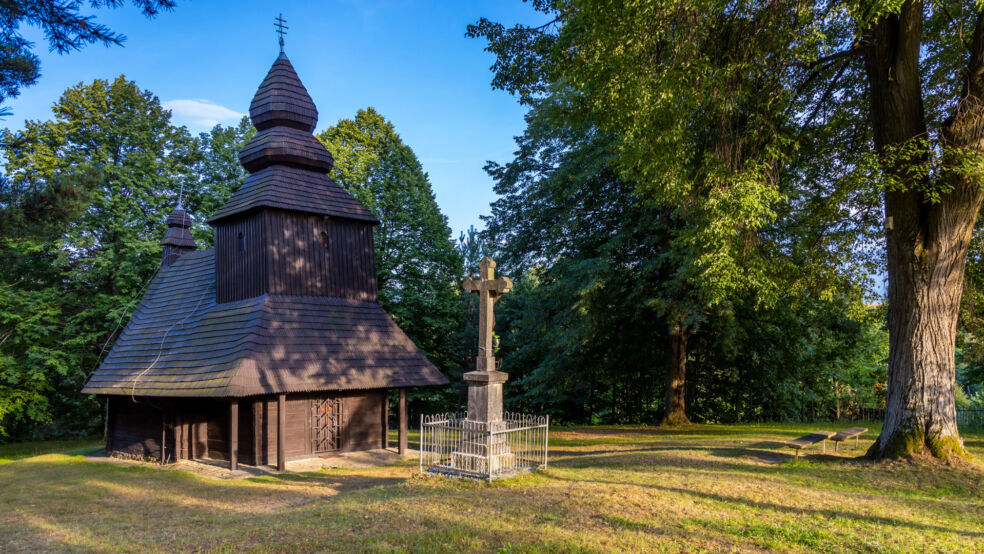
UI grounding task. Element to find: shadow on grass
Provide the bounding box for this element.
[542,472,984,539]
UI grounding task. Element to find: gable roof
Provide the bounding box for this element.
[82,249,448,397]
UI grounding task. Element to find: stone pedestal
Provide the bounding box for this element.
[451,367,515,474]
[464,366,507,423]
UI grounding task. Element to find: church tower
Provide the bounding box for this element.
[208,52,379,303]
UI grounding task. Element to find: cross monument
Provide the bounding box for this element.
[462,257,512,423]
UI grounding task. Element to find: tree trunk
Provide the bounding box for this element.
[662,321,690,426]
[863,2,984,459]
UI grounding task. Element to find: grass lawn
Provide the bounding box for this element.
[0,423,981,552]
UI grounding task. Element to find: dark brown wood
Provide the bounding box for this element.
[175,411,184,460]
[398,388,407,455]
[253,400,262,466]
[277,393,286,471]
[215,212,268,303]
[88,51,446,470]
[785,431,835,458]
[382,392,389,449]
[229,399,238,471]
[215,210,377,303]
[190,416,197,460]
[105,396,115,454]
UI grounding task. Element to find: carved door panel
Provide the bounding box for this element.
[312,396,342,452]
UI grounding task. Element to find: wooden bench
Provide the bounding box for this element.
[830,427,868,451]
[785,431,835,458]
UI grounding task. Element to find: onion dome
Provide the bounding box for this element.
[209,52,376,224]
[249,53,318,132]
[161,205,197,267]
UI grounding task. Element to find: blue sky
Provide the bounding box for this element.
[5,0,546,239]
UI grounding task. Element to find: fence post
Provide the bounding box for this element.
[544,415,550,469]
[487,424,493,483]
[419,414,424,474]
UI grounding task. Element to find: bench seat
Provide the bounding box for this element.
[785,431,835,458]
[830,427,868,451]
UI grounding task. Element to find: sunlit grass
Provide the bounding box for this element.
[0,424,981,552]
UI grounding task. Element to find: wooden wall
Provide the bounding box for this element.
[254,390,386,466]
[215,210,377,303]
[106,396,175,462]
[106,390,387,467]
[215,211,268,302]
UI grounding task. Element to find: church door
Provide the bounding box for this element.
[312,396,343,452]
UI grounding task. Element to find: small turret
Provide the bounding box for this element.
[161,206,197,267]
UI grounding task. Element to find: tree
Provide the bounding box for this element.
[857,1,984,458]
[472,0,982,458]
[0,75,196,438]
[184,116,255,245]
[0,0,177,111]
[317,108,465,407]
[482,86,884,425]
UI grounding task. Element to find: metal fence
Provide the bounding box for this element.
[419,412,549,481]
[852,407,984,427]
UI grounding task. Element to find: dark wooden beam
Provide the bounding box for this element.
[382,391,389,449]
[398,388,407,456]
[253,400,262,466]
[105,396,114,454]
[190,417,197,460]
[277,393,286,471]
[229,399,238,471]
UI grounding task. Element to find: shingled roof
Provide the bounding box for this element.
[83,50,447,397]
[82,249,447,397]
[208,52,377,224]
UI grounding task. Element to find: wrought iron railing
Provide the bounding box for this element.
[419,412,549,481]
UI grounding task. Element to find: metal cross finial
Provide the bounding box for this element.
[275,14,288,52]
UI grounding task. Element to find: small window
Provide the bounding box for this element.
[237,231,245,253]
[318,230,330,250]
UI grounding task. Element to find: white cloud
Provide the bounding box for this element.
[163,99,245,129]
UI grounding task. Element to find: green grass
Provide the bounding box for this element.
[0,423,981,552]
[0,438,102,465]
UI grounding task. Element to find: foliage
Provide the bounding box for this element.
[0,76,198,439]
[479,85,884,424]
[184,116,255,245]
[318,108,465,409]
[0,0,177,109]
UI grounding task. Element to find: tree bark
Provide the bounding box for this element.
[863,2,984,459]
[662,321,690,426]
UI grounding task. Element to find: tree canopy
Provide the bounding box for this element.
[471,0,984,457]
[318,108,465,407]
[0,0,177,112]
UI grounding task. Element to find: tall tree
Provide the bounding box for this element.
[857,0,984,458]
[472,0,982,458]
[184,116,255,245]
[0,75,195,438]
[0,0,177,111]
[317,108,465,402]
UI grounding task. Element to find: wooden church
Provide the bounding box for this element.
[82,49,447,470]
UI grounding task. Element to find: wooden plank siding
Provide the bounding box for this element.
[215,210,376,303]
[215,212,268,302]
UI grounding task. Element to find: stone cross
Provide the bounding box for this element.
[462,257,512,423]
[463,257,512,371]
